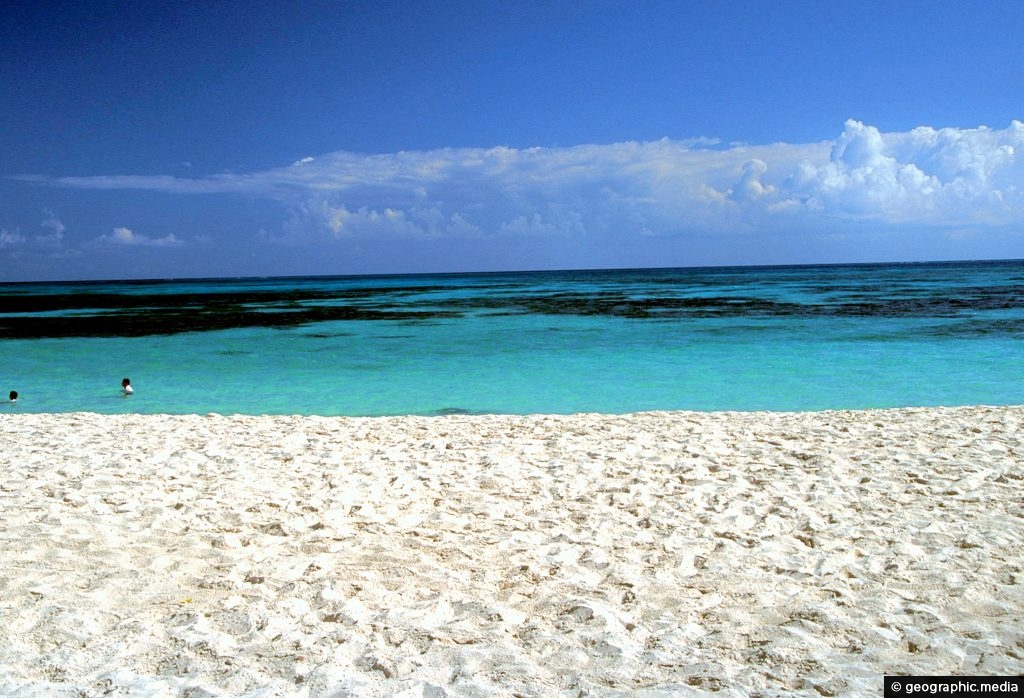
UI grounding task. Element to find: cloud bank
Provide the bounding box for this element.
[21,121,1024,243]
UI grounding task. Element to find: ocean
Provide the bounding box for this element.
[2,260,1022,416]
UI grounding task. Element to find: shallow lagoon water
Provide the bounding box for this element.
[2,261,1022,415]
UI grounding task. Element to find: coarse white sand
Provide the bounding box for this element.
[0,407,1021,697]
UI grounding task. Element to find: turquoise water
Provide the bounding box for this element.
[2,261,1023,415]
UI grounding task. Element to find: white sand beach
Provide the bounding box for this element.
[0,407,1021,696]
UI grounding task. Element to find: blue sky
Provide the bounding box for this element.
[2,0,1022,281]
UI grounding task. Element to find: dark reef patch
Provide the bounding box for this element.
[435,407,476,415]
[3,276,1024,339]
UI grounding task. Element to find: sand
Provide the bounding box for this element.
[0,407,1021,696]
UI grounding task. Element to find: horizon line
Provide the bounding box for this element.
[2,256,1022,287]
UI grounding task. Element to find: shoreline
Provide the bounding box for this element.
[2,406,1022,695]
[4,401,1022,417]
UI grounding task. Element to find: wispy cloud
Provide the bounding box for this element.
[1,210,68,249]
[37,208,66,246]
[41,208,66,236]
[19,121,1024,241]
[0,228,27,248]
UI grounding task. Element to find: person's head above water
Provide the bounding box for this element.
[8,390,16,402]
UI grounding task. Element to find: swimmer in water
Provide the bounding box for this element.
[121,378,133,395]
[8,390,16,403]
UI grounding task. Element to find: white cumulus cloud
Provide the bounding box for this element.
[98,227,183,247]
[777,120,1024,224]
